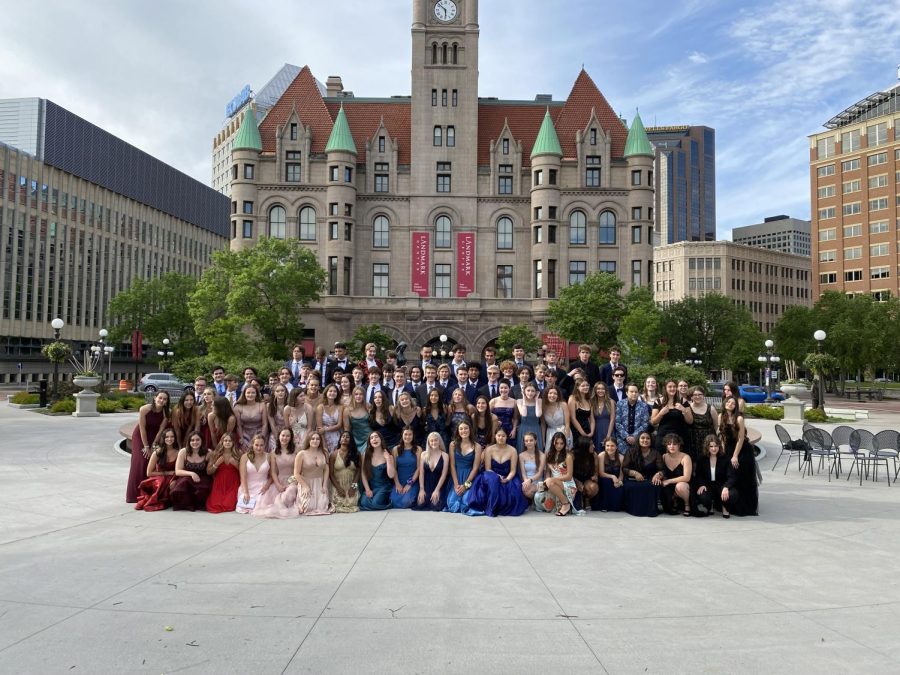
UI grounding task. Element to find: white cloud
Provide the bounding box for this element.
[687,51,708,65]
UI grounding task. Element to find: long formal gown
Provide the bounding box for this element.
[170,457,212,511]
[654,404,690,454]
[445,449,477,514]
[689,405,715,461]
[347,414,371,453]
[321,408,342,454]
[596,453,625,512]
[331,452,360,513]
[516,405,543,452]
[290,408,310,451]
[493,405,515,438]
[236,456,270,513]
[467,458,527,517]
[297,451,333,515]
[267,407,287,452]
[544,405,570,450]
[572,406,593,445]
[534,460,578,513]
[126,408,166,503]
[622,450,661,518]
[206,460,241,513]
[253,451,299,518]
[593,407,613,453]
[423,411,447,446]
[134,452,177,511]
[359,463,393,511]
[236,404,265,451]
[722,426,759,516]
[390,449,419,508]
[370,416,400,450]
[447,410,469,445]
[412,455,448,511]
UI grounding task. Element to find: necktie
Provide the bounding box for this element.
[292,361,299,378]
[490,384,497,398]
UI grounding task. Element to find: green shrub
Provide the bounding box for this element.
[171,355,284,383]
[804,408,828,423]
[97,399,123,413]
[50,399,76,413]
[745,404,784,420]
[627,362,707,391]
[10,392,40,405]
[119,396,145,410]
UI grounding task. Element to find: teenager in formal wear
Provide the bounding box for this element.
[171,432,212,511]
[329,431,360,513]
[693,434,730,517]
[660,433,693,516]
[390,426,421,509]
[134,428,179,511]
[650,380,693,453]
[126,391,170,503]
[295,430,333,516]
[534,432,579,516]
[621,431,663,517]
[595,438,625,512]
[413,432,450,511]
[237,434,270,514]
[541,385,571,450]
[467,427,527,517]
[359,431,395,511]
[446,420,482,514]
[518,431,545,503]
[205,432,242,514]
[591,382,616,451]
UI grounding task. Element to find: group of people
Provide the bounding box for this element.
[125,341,759,519]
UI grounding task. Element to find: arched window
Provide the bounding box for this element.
[442,43,448,64]
[569,210,587,245]
[433,126,442,147]
[299,206,316,241]
[446,126,455,147]
[268,205,286,239]
[435,215,451,248]
[432,43,438,64]
[373,215,390,248]
[452,43,458,64]
[497,216,513,250]
[599,210,616,245]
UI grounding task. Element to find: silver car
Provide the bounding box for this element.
[138,372,191,394]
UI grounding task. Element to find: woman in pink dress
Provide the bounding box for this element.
[126,391,170,503]
[135,428,180,511]
[234,385,268,452]
[236,434,271,514]
[296,431,333,516]
[206,433,242,513]
[253,428,301,519]
[267,384,290,451]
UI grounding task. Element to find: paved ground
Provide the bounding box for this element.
[0,403,898,674]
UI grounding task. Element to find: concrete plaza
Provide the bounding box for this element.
[0,402,898,674]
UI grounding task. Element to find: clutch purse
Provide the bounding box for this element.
[237,494,257,510]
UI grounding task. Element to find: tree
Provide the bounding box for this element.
[106,272,202,356]
[617,286,666,364]
[723,320,765,378]
[495,323,542,361]
[545,272,624,348]
[189,238,327,361]
[347,324,396,362]
[772,305,816,380]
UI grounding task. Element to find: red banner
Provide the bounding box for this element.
[411,232,430,297]
[131,330,143,361]
[456,232,475,297]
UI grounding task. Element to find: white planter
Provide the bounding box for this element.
[72,376,101,391]
[780,384,811,400]
[72,376,102,417]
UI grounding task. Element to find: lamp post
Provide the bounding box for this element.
[757,339,781,403]
[814,329,827,409]
[97,329,113,382]
[157,338,174,373]
[438,334,448,364]
[684,347,702,369]
[50,318,65,399]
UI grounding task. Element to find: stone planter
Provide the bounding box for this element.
[72,375,102,417]
[780,384,811,400]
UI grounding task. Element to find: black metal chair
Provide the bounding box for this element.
[830,425,855,477]
[773,424,806,474]
[873,430,899,481]
[801,428,837,481]
[847,429,889,486]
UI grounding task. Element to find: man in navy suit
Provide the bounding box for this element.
[284,344,307,387]
[478,364,503,401]
[416,364,445,407]
[390,368,416,405]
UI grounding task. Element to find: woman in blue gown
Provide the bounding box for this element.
[467,428,527,517]
[422,388,448,447]
[445,420,482,514]
[413,432,450,511]
[359,431,396,511]
[390,427,420,508]
[515,383,543,453]
[621,431,663,517]
[489,382,517,441]
[595,438,625,512]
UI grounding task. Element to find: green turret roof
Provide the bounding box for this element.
[232,106,262,152]
[325,105,357,155]
[624,110,654,158]
[530,108,562,159]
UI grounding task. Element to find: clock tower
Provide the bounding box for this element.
[410,0,479,196]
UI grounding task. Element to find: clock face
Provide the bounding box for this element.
[434,0,458,22]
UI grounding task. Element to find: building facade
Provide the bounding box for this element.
[809,79,900,300]
[653,241,812,334]
[646,125,716,244]
[217,0,657,353]
[732,215,811,256]
[0,99,229,383]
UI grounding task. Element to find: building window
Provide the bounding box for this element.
[497,216,513,249]
[843,203,860,216]
[599,260,616,274]
[648,170,653,186]
[869,197,888,211]
[870,220,889,234]
[374,162,389,193]
[871,266,890,279]
[819,227,836,241]
[585,155,601,186]
[442,89,448,106]
[548,206,557,220]
[243,200,253,214]
[432,89,437,106]
[844,270,863,282]
[842,158,860,171]
[436,162,451,193]
[868,152,887,166]
[343,258,352,295]
[285,161,301,182]
[569,210,586,245]
[843,224,861,238]
[599,210,616,245]
[299,206,316,240]
[631,260,642,287]
[502,138,509,155]
[268,206,286,239]
[818,207,836,220]
[435,264,451,298]
[534,170,543,186]
[871,243,889,257]
[496,265,513,298]
[434,126,442,146]
[867,122,888,147]
[534,260,543,298]
[373,215,390,248]
[632,207,642,220]
[344,204,353,217]
[817,164,835,177]
[816,137,835,159]
[841,129,860,152]
[242,220,253,238]
[452,89,458,106]
[232,164,238,179]
[378,136,385,153]
[329,222,338,240]
[329,202,338,216]
[329,165,339,181]
[818,250,835,262]
[373,263,389,296]
[243,164,254,179]
[590,128,597,145]
[290,123,298,140]
[534,226,542,244]
[344,223,352,241]
[344,167,353,183]
[631,226,641,244]
[447,126,455,147]
[819,272,837,284]
[435,215,451,248]
[432,43,438,63]
[534,206,542,220]
[844,246,862,260]
[329,257,338,295]
[498,175,512,194]
[631,170,641,186]
[817,185,835,198]
[869,174,888,189]
[843,179,860,194]
[569,261,586,285]
[549,169,557,185]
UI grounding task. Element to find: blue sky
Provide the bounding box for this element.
[1,0,897,237]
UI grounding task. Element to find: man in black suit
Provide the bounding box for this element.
[390,368,417,406]
[568,344,601,387]
[478,364,503,401]
[284,344,307,387]
[311,346,331,384]
[609,366,628,402]
[511,344,530,372]
[477,346,498,386]
[415,364,445,407]
[599,346,628,388]
[328,342,352,382]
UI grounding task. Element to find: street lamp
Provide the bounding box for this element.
[757,339,781,402]
[157,338,174,373]
[438,334,448,363]
[814,329,827,409]
[684,347,702,368]
[50,317,65,399]
[97,329,114,382]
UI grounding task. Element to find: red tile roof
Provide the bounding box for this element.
[477,103,563,167]
[554,69,627,159]
[324,101,412,165]
[259,66,334,155]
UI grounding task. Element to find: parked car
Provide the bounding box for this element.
[738,384,784,403]
[874,377,893,383]
[138,372,191,394]
[707,382,725,397]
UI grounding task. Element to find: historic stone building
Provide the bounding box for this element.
[216,0,656,353]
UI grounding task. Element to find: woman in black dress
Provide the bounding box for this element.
[621,431,663,517]
[650,380,693,453]
[571,435,598,509]
[719,396,758,516]
[660,433,693,516]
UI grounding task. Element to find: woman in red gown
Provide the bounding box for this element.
[206,432,242,513]
[126,391,171,503]
[171,432,212,511]
[135,428,180,511]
